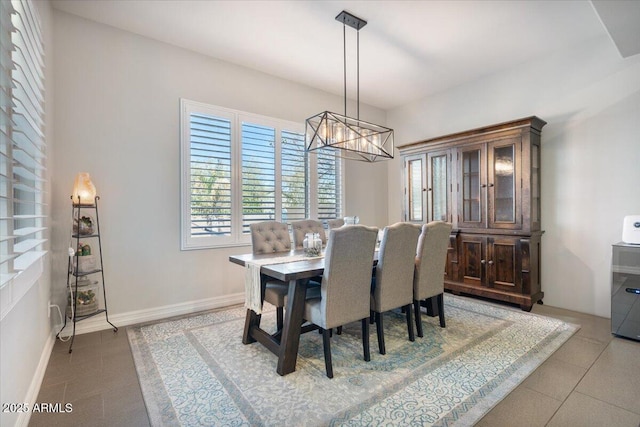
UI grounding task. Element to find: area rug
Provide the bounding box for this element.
[128,294,578,426]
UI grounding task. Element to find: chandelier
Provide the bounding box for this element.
[305,11,394,163]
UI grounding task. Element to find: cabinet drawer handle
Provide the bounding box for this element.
[481,184,487,188]
[488,183,494,187]
[488,260,494,265]
[480,259,486,264]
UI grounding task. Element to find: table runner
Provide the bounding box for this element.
[244,253,322,314]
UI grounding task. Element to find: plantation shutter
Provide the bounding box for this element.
[317,147,342,221]
[241,122,275,233]
[0,0,47,310]
[189,113,232,237]
[281,130,307,222]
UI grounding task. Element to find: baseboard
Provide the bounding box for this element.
[16,329,57,427]
[57,293,245,337]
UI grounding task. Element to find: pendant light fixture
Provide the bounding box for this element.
[305,10,394,163]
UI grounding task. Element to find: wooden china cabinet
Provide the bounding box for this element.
[400,117,545,311]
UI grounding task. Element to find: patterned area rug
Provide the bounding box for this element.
[128,295,578,426]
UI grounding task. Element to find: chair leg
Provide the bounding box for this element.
[276,307,283,330]
[375,312,385,355]
[414,299,423,338]
[437,293,445,328]
[361,318,371,362]
[404,304,415,342]
[370,310,375,324]
[322,328,333,378]
[336,326,343,335]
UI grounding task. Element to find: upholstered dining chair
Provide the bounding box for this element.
[370,222,421,354]
[413,221,453,337]
[303,225,378,378]
[250,221,292,330]
[327,218,345,230]
[291,219,327,249]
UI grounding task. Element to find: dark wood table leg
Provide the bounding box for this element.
[242,273,267,344]
[276,278,307,376]
[242,309,261,344]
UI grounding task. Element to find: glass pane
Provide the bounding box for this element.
[190,113,232,237]
[242,122,276,233]
[532,144,540,223]
[431,155,448,221]
[462,150,480,222]
[408,159,423,221]
[494,145,514,222]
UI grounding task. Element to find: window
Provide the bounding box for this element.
[181,100,343,249]
[1,0,47,319]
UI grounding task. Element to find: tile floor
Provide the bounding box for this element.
[29,301,640,427]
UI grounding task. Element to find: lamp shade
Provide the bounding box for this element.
[71,172,97,205]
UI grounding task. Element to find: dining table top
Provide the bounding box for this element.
[229,249,379,282]
[229,250,325,282]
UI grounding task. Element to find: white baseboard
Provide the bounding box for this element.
[57,293,245,337]
[16,330,57,427]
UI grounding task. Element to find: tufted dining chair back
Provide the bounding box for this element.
[249,221,291,330]
[373,223,421,313]
[250,221,292,255]
[370,222,421,354]
[303,224,378,378]
[327,218,345,230]
[291,219,327,250]
[413,221,452,336]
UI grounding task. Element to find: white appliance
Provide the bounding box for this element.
[622,215,640,245]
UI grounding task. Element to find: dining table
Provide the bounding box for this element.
[229,249,378,376]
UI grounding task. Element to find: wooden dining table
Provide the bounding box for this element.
[229,249,378,376]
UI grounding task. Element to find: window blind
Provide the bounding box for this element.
[241,122,276,233]
[317,147,342,220]
[0,0,47,314]
[180,100,343,250]
[281,130,307,222]
[189,112,232,237]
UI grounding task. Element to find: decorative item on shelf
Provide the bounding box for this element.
[73,215,94,235]
[305,10,394,163]
[66,276,99,317]
[344,216,360,225]
[303,232,322,257]
[73,242,97,274]
[71,172,97,206]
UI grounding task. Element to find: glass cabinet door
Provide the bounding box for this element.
[531,143,541,229]
[404,155,425,223]
[458,145,485,228]
[488,138,521,229]
[427,151,450,222]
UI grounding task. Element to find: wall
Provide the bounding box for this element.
[51,11,389,326]
[387,35,640,317]
[0,2,56,426]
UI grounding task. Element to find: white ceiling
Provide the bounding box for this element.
[51,0,625,111]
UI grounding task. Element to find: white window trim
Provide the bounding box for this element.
[180,99,344,250]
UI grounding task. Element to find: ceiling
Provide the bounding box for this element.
[51,1,635,111]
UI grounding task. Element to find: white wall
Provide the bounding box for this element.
[387,36,640,317]
[51,11,389,323]
[0,2,56,426]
